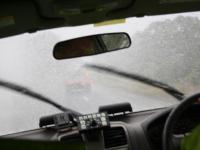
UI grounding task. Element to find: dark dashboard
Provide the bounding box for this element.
[3,104,200,150]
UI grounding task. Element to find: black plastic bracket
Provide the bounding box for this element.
[99,102,132,115]
[39,112,74,129]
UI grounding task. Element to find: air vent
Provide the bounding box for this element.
[103,127,127,148]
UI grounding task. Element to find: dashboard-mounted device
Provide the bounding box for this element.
[77,112,110,132]
[99,102,132,115]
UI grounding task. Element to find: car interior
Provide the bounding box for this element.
[0,0,200,150]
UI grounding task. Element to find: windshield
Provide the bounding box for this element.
[0,11,200,135]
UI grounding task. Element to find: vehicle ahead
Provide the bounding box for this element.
[0,1,200,150]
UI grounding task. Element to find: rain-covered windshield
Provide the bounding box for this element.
[0,11,200,135]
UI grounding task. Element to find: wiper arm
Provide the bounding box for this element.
[86,64,185,101]
[0,79,81,116]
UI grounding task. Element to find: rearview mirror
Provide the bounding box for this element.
[53,33,131,59]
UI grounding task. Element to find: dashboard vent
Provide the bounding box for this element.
[103,127,127,148]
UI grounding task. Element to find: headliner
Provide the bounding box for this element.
[0,0,200,38]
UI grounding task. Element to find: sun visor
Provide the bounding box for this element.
[34,0,135,19]
[160,0,200,4]
[0,1,64,39]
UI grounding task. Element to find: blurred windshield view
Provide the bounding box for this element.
[0,11,200,135]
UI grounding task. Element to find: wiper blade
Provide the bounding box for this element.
[86,64,185,101]
[0,79,81,116]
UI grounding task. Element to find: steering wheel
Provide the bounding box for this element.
[163,93,200,150]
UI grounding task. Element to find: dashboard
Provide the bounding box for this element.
[2,104,200,150]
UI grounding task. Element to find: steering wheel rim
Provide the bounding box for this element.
[163,93,200,150]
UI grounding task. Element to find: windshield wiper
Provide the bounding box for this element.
[86,64,185,101]
[0,79,81,116]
